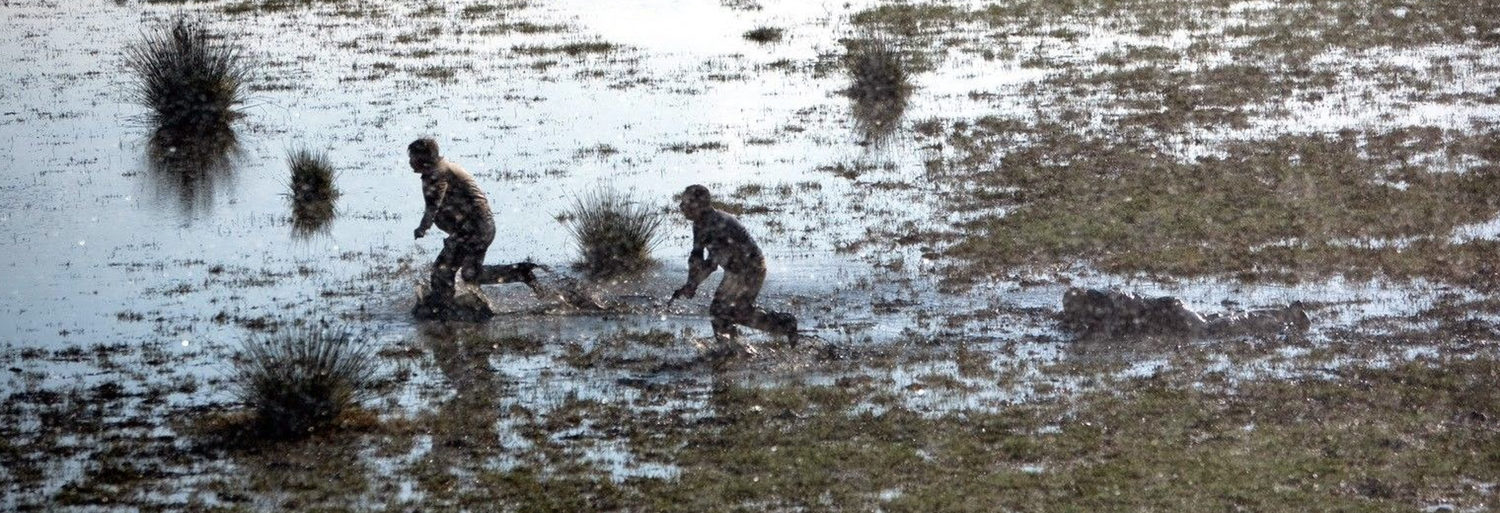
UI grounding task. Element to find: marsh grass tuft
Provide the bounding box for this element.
[231,325,379,440]
[843,34,912,142]
[287,148,338,204]
[286,148,338,235]
[561,189,662,278]
[127,17,248,135]
[843,35,911,106]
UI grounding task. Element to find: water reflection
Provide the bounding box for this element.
[290,198,337,237]
[851,95,907,146]
[145,125,240,213]
[422,325,507,460]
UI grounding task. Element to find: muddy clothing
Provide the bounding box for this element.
[684,209,795,342]
[690,209,764,277]
[420,159,493,236]
[1060,287,1309,338]
[710,264,772,338]
[415,159,532,309]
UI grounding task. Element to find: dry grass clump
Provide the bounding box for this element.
[561,189,662,278]
[285,148,339,234]
[231,326,379,439]
[843,35,913,142]
[126,17,248,134]
[288,148,338,204]
[843,35,911,107]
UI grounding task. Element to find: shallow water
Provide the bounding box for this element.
[2,0,1491,409]
[3,0,1500,499]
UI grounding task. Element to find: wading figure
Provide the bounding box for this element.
[408,138,537,320]
[671,185,799,346]
[1060,287,1310,338]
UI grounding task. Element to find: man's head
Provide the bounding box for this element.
[408,138,441,173]
[678,184,712,220]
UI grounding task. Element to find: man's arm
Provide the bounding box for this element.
[415,174,447,238]
[673,225,717,299]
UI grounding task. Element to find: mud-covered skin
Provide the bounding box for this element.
[1061,287,1309,338]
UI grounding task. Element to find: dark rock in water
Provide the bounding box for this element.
[1060,288,1204,337]
[1060,287,1309,339]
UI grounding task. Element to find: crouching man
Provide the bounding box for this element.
[408,138,538,320]
[671,185,799,346]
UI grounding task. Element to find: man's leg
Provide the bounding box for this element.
[709,274,746,340]
[712,268,790,337]
[457,225,538,286]
[467,263,539,285]
[427,235,462,306]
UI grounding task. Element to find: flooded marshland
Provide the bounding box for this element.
[3,0,1499,510]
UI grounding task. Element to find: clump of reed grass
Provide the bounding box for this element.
[843,35,912,142]
[288,148,337,204]
[843,35,911,106]
[126,17,249,134]
[286,148,339,235]
[230,325,378,439]
[561,189,662,277]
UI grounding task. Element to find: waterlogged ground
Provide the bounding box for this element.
[2,0,1499,510]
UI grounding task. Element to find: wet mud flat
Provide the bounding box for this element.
[2,0,1499,510]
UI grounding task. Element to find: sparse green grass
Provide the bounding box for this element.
[6,325,1499,510]
[640,358,1495,512]
[662,141,725,154]
[478,21,567,35]
[412,2,445,17]
[460,3,502,18]
[561,188,663,278]
[219,0,307,15]
[385,355,1500,511]
[411,64,462,81]
[851,3,963,37]
[936,121,1500,284]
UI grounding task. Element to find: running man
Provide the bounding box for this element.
[671,184,798,346]
[408,138,537,319]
